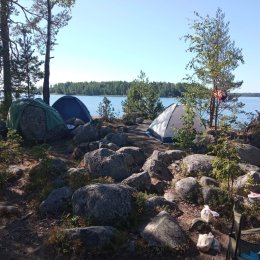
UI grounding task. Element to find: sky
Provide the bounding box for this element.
[48,0,260,92]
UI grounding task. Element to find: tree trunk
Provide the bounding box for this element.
[209,79,218,129]
[42,0,51,105]
[209,92,215,128]
[215,100,219,131]
[0,0,12,115]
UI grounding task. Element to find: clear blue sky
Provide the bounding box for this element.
[50,0,260,92]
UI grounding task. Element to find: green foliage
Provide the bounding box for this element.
[209,134,244,195]
[174,105,197,149]
[175,83,208,149]
[133,191,149,216]
[122,71,164,119]
[90,176,114,184]
[183,8,244,128]
[11,27,44,99]
[26,158,61,201]
[31,143,50,160]
[97,97,115,121]
[48,227,83,257]
[49,80,188,97]
[62,213,92,228]
[180,83,210,125]
[127,192,152,227]
[0,129,22,165]
[0,129,22,188]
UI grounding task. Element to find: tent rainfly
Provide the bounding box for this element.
[147,104,205,143]
[52,95,92,123]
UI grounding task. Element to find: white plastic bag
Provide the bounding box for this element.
[197,232,214,252]
[201,205,211,222]
[201,205,219,222]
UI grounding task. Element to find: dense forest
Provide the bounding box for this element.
[49,81,198,97]
[49,81,259,97]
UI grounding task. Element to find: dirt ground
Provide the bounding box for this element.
[0,120,258,260]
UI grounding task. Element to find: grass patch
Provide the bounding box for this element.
[25,158,63,201]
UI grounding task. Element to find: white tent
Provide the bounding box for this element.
[147,104,205,143]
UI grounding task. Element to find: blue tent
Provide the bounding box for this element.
[52,96,92,123]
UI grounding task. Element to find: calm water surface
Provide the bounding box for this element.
[44,94,260,123]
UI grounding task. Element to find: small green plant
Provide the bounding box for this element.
[0,129,22,164]
[62,213,92,228]
[209,134,244,195]
[97,97,115,121]
[48,227,83,257]
[31,143,49,160]
[91,176,114,184]
[26,158,61,201]
[133,191,149,215]
[127,192,152,227]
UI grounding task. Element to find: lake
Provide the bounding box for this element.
[43,94,260,124]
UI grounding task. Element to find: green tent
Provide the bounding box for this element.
[7,98,67,142]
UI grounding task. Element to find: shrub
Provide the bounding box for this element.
[97,97,115,121]
[174,105,196,149]
[122,71,163,119]
[209,134,244,195]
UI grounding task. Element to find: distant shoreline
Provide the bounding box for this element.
[48,92,260,98]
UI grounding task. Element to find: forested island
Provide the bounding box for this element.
[49,81,260,97]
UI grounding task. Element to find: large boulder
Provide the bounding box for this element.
[29,158,67,177]
[141,211,189,252]
[99,141,119,151]
[65,226,119,250]
[150,179,168,195]
[236,143,260,167]
[39,186,73,216]
[121,171,151,192]
[233,171,260,195]
[148,150,185,166]
[98,125,113,138]
[202,186,227,206]
[72,183,136,225]
[142,158,172,181]
[103,132,129,147]
[84,148,131,182]
[117,146,146,166]
[63,167,90,190]
[182,154,215,177]
[190,218,211,233]
[175,177,201,203]
[72,123,99,144]
[199,176,219,187]
[239,163,260,173]
[72,142,91,160]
